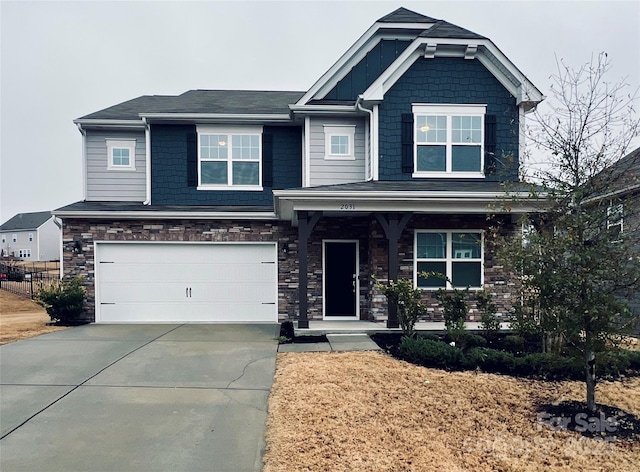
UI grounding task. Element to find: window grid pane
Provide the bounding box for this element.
[232,135,259,160]
[416,232,482,289]
[452,115,481,144]
[416,115,447,143]
[113,148,130,166]
[201,134,229,160]
[330,135,349,155]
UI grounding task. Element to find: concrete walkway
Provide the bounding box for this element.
[0,324,280,472]
[278,334,381,353]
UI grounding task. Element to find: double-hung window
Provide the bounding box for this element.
[106,139,136,170]
[414,230,483,289]
[324,125,355,160]
[198,126,262,189]
[413,104,485,177]
[607,203,624,240]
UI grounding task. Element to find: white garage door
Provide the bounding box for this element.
[95,242,277,323]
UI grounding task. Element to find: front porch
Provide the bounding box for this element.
[295,320,511,336]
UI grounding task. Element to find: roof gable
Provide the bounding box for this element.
[296,8,541,109]
[0,211,52,231]
[377,7,438,23]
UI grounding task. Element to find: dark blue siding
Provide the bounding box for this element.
[325,40,412,101]
[151,125,301,205]
[378,57,519,181]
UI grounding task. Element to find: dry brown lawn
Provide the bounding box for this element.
[264,351,640,472]
[0,290,65,344]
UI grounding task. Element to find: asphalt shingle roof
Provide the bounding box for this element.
[281,180,531,193]
[419,20,487,40]
[53,201,274,214]
[78,90,305,121]
[0,211,52,231]
[377,7,438,23]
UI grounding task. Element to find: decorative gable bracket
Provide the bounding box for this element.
[464,45,478,60]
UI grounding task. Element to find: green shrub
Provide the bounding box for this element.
[456,333,487,352]
[476,289,501,339]
[418,333,441,342]
[467,347,517,373]
[502,335,526,354]
[435,287,469,337]
[376,278,425,337]
[280,321,294,342]
[517,353,583,380]
[36,277,86,325]
[627,350,640,370]
[397,337,465,370]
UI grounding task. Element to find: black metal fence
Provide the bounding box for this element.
[0,262,60,299]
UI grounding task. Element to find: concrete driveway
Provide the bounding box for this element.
[0,323,280,472]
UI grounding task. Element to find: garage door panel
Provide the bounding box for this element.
[96,243,277,323]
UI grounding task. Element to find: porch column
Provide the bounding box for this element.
[297,210,322,329]
[375,212,412,328]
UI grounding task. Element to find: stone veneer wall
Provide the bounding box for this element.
[62,214,518,323]
[62,218,299,322]
[367,214,518,322]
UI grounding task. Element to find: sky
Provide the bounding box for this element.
[1,0,639,224]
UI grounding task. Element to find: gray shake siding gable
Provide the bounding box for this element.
[86,130,146,201]
[308,117,367,186]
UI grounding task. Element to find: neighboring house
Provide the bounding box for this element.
[599,147,640,315]
[54,7,544,326]
[0,211,61,261]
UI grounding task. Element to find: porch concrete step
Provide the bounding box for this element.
[326,334,381,351]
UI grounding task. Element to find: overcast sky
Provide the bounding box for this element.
[1,0,638,224]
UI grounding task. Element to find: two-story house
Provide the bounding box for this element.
[600,147,640,317]
[54,7,544,327]
[0,211,61,261]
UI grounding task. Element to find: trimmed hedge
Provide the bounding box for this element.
[397,337,465,370]
[394,335,640,380]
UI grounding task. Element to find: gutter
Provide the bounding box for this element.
[356,96,375,181]
[138,113,292,123]
[142,117,151,205]
[76,123,88,200]
[51,210,279,220]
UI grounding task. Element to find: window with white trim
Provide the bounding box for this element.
[18,249,31,258]
[413,104,485,177]
[414,230,484,289]
[324,125,355,160]
[1,235,5,244]
[12,234,17,243]
[197,125,262,188]
[28,233,33,242]
[607,203,623,239]
[106,139,136,170]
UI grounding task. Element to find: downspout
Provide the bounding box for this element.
[76,123,87,200]
[356,96,375,181]
[142,117,151,205]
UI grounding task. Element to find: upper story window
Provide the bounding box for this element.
[1,235,5,244]
[324,125,355,160]
[12,234,17,243]
[28,233,33,242]
[414,230,484,289]
[106,139,136,170]
[412,104,486,178]
[607,203,624,240]
[197,125,262,190]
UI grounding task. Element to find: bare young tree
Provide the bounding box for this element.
[501,53,640,413]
